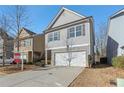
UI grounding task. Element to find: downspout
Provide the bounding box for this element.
[89,17,95,67]
[106,16,111,64]
[32,37,34,63]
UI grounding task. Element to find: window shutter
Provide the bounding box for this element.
[83,23,85,36]
[67,29,70,39]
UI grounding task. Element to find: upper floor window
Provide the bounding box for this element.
[48,31,60,42]
[69,27,75,38]
[15,39,32,47]
[15,41,21,48]
[48,33,53,42]
[54,31,60,41]
[25,39,31,46]
[21,41,24,47]
[67,25,84,38]
[76,25,82,37]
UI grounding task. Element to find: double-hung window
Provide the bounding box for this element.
[21,41,24,47]
[26,39,31,46]
[67,25,84,38]
[76,25,82,37]
[54,31,60,41]
[48,33,53,42]
[15,41,21,47]
[48,31,60,42]
[68,27,75,38]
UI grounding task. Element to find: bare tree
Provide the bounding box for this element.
[95,33,100,62]
[0,29,6,66]
[8,5,29,52]
[96,22,107,57]
[65,38,76,66]
[7,6,30,68]
[0,6,30,67]
[95,33,100,55]
[0,15,10,66]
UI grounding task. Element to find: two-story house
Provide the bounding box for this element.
[45,7,95,67]
[14,28,44,63]
[0,28,14,60]
[107,9,124,64]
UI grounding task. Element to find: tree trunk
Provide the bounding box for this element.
[2,34,6,67]
[16,30,20,68]
[2,54,5,67]
[2,41,5,67]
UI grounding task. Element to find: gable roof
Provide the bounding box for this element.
[46,7,86,30]
[20,27,36,36]
[0,28,8,39]
[0,28,13,40]
[110,8,124,19]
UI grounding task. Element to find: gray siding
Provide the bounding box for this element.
[52,10,83,28]
[0,36,13,59]
[107,14,124,64]
[45,22,91,50]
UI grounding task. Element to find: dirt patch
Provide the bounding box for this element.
[69,64,124,87]
[0,64,39,74]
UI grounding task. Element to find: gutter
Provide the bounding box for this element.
[44,16,93,34]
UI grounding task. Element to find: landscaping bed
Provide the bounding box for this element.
[0,64,39,75]
[69,64,124,87]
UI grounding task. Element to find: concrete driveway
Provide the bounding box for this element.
[0,67,83,87]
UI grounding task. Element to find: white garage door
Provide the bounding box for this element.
[55,51,86,67]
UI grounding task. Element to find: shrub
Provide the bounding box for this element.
[27,62,33,65]
[112,56,124,68]
[34,60,45,67]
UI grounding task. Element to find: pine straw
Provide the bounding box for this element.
[0,64,38,74]
[69,64,124,87]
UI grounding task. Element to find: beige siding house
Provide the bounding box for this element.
[14,28,44,63]
[45,7,95,67]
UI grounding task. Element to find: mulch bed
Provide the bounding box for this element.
[69,64,124,87]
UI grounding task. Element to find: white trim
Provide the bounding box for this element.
[68,24,83,38]
[110,8,124,18]
[46,43,89,50]
[47,8,63,29]
[63,7,86,18]
[46,7,86,29]
[73,44,89,47]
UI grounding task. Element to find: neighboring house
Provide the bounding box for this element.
[14,28,44,63]
[107,9,124,64]
[44,7,95,67]
[0,28,14,60]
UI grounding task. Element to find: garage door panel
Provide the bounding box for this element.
[55,51,86,67]
[55,53,68,66]
[70,52,86,67]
